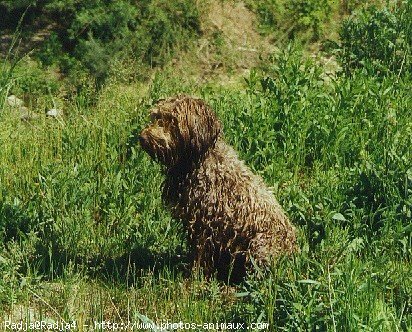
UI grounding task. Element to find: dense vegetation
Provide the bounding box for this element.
[0,0,201,85]
[0,0,411,331]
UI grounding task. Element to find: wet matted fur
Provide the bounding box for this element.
[139,95,297,282]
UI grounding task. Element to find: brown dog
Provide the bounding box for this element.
[139,95,296,282]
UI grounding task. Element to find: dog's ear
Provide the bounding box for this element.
[176,97,221,156]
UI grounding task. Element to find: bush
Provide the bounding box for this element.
[11,58,60,96]
[1,0,201,85]
[247,0,338,41]
[338,1,412,76]
[287,0,332,40]
[142,0,201,66]
[0,0,32,10]
[43,0,201,85]
[237,45,412,244]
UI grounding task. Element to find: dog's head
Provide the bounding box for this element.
[139,95,221,167]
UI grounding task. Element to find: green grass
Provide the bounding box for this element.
[1,48,411,330]
[1,2,411,331]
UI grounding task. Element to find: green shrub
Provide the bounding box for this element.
[338,1,412,76]
[36,32,63,67]
[142,0,201,66]
[11,58,60,96]
[287,0,332,40]
[247,0,338,41]
[1,0,201,85]
[0,0,32,10]
[42,0,201,85]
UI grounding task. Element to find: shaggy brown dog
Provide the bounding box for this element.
[139,95,296,282]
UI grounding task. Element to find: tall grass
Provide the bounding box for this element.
[1,46,411,330]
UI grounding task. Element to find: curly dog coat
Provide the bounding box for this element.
[139,95,296,281]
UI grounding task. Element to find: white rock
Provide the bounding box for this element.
[7,95,24,107]
[46,108,63,117]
